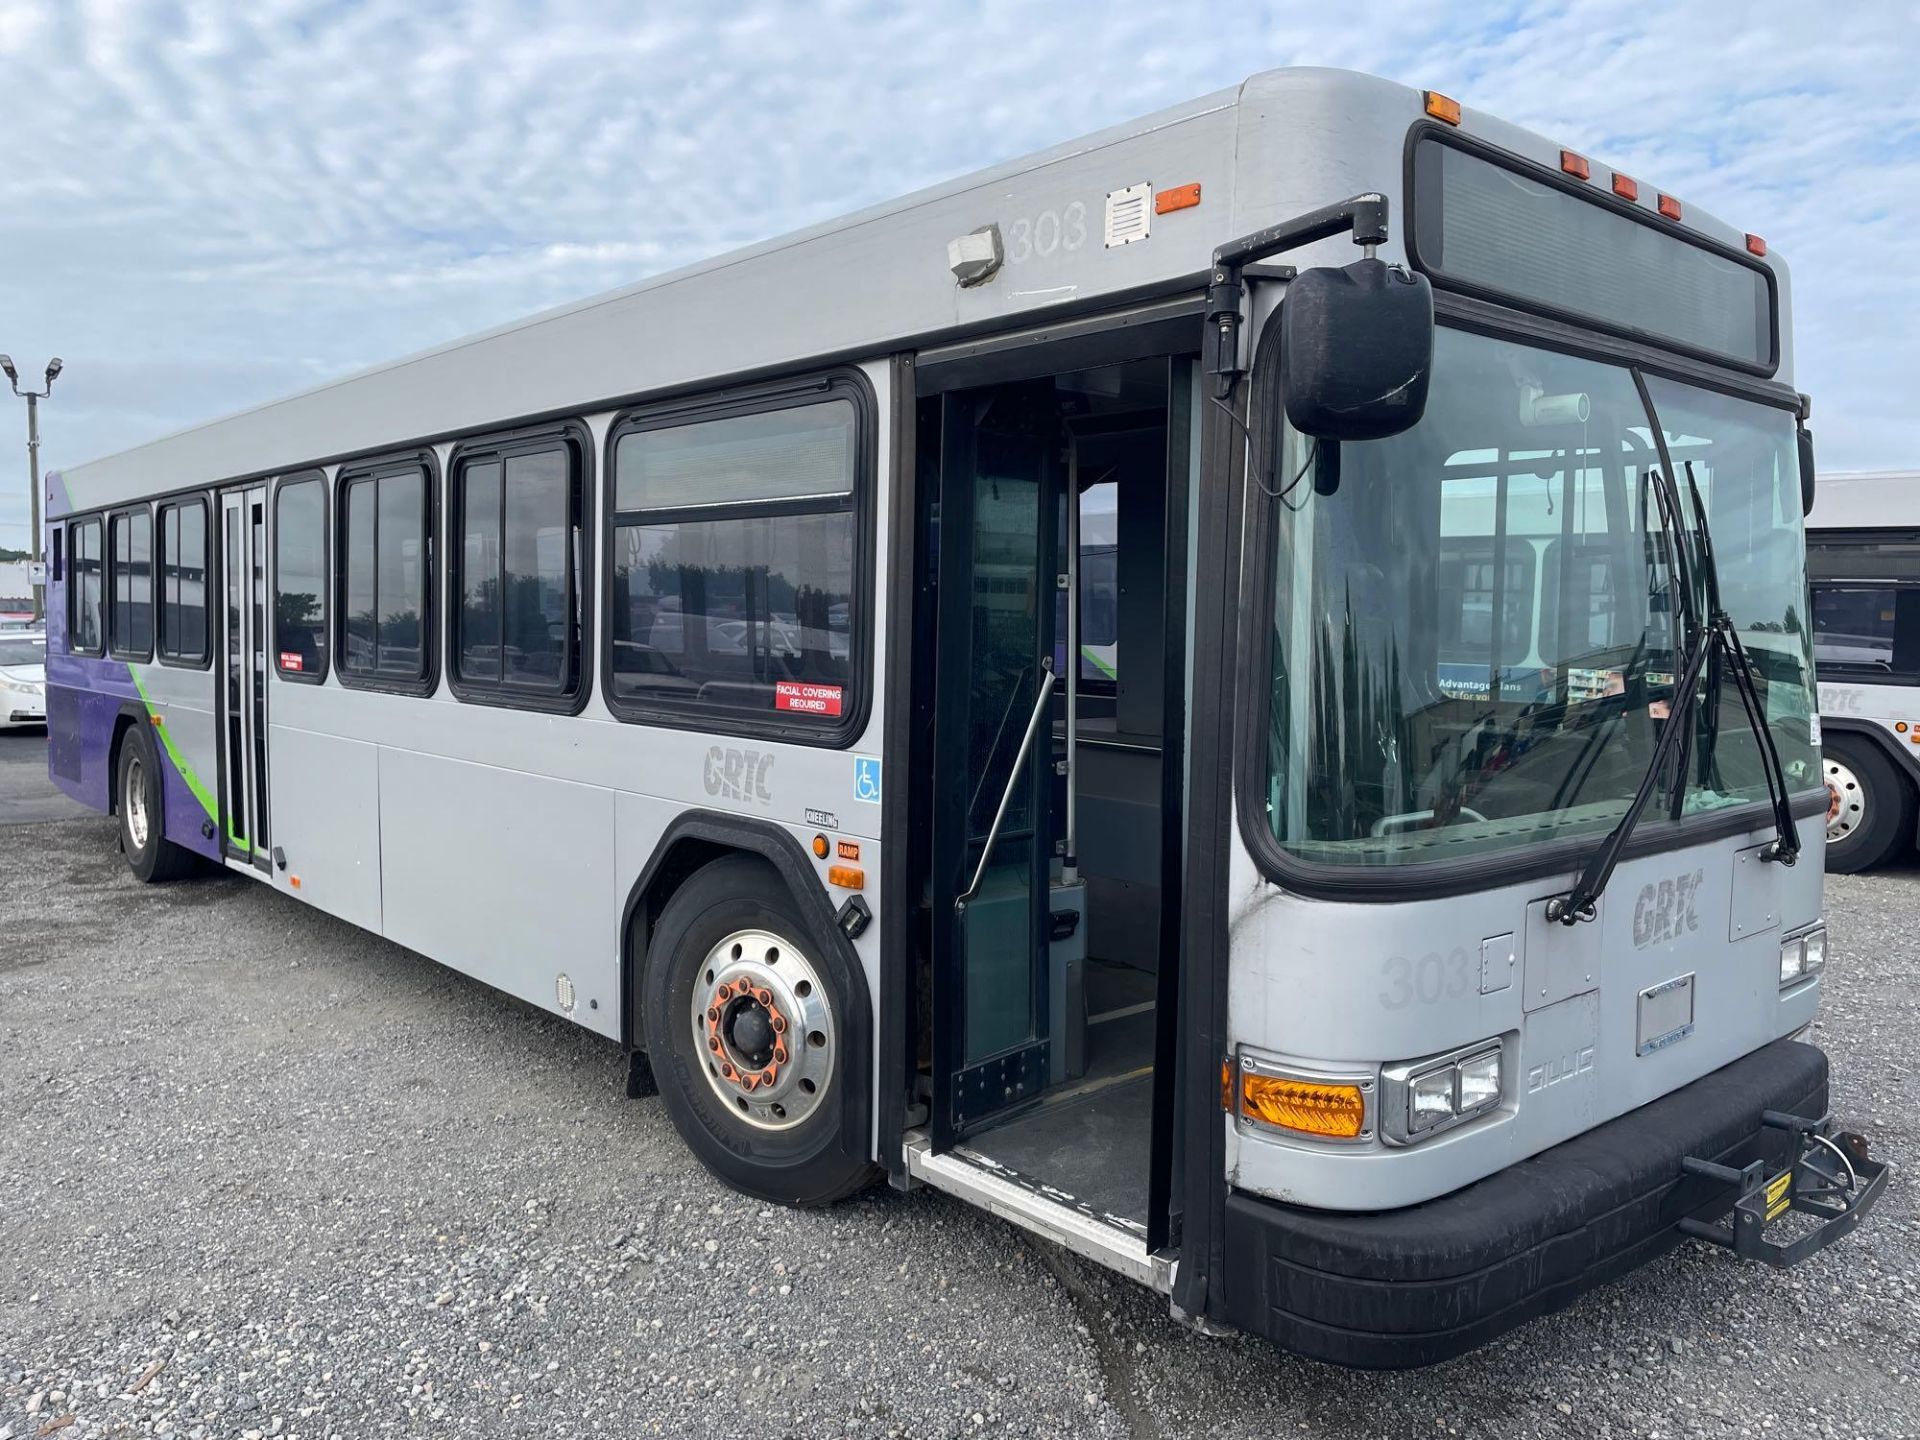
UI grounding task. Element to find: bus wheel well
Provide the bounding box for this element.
[106,709,146,817]
[620,816,850,1054]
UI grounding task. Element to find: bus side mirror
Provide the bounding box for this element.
[1281,258,1433,442]
[1798,425,1816,517]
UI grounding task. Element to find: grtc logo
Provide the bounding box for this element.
[1632,869,1703,948]
[704,746,774,805]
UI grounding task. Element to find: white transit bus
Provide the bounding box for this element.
[1807,470,1920,870]
[42,68,1884,1366]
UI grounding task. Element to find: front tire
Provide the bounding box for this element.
[117,725,198,883]
[1823,733,1913,873]
[640,853,878,1207]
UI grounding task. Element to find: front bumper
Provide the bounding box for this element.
[1219,1038,1873,1368]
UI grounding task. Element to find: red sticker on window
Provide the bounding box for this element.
[279,651,303,672]
[775,681,843,717]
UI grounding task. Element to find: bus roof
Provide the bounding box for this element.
[52,66,1791,514]
[1806,471,1920,532]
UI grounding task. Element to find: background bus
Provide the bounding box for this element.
[1808,469,1920,870]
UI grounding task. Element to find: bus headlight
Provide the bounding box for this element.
[1781,925,1826,987]
[1383,1039,1504,1146]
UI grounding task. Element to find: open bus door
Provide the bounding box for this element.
[909,319,1197,1265]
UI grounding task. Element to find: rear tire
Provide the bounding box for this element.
[1823,733,1913,873]
[640,853,878,1207]
[118,725,198,883]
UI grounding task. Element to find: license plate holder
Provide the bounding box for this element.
[1637,972,1695,1056]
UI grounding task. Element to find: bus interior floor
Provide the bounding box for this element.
[960,957,1157,1228]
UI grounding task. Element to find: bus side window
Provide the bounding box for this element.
[607,388,864,733]
[68,517,104,656]
[158,498,210,665]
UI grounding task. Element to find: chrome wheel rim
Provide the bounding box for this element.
[1825,756,1864,845]
[125,754,150,851]
[690,927,834,1131]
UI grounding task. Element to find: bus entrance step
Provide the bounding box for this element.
[1677,1111,1888,1268]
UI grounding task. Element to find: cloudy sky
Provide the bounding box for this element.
[0,1,1915,547]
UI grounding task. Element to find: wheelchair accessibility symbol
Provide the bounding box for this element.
[853,755,882,804]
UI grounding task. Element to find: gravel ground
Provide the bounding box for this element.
[0,787,1914,1438]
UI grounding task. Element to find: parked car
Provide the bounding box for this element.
[0,631,46,727]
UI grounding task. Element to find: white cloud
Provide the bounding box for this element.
[0,0,1914,547]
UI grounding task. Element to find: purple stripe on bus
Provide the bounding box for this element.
[47,655,222,863]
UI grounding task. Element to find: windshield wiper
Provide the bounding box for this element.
[1547,459,1708,924]
[1679,459,1802,865]
[1547,445,1801,925]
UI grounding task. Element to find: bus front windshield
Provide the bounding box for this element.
[1261,325,1818,869]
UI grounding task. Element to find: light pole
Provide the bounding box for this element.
[1,354,62,623]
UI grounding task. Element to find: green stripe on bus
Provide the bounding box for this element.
[1080,646,1118,680]
[127,670,220,822]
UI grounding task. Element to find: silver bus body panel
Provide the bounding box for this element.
[1805,470,1920,532]
[1222,811,1824,1211]
[257,362,894,1078]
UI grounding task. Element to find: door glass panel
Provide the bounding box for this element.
[224,513,246,844]
[250,501,269,848]
[956,399,1052,1069]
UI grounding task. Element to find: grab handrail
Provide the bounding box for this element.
[959,656,1056,908]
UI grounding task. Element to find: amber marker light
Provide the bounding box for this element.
[1423,91,1461,125]
[1237,1064,1369,1140]
[826,865,864,890]
[811,833,830,860]
[1154,182,1202,215]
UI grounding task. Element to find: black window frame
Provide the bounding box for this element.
[155,495,212,668]
[1808,578,1920,685]
[447,420,594,714]
[1403,122,1781,379]
[600,367,877,746]
[333,449,440,697]
[273,470,330,685]
[66,514,105,657]
[107,503,155,662]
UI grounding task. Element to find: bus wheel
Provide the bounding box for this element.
[1823,735,1912,874]
[640,854,877,1207]
[117,725,198,883]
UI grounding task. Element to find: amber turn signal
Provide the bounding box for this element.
[1237,1068,1368,1139]
[1423,90,1461,125]
[826,865,864,890]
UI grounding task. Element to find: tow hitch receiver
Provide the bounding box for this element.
[1678,1110,1888,1267]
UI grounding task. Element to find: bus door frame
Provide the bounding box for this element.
[889,295,1204,1258]
[215,482,272,873]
